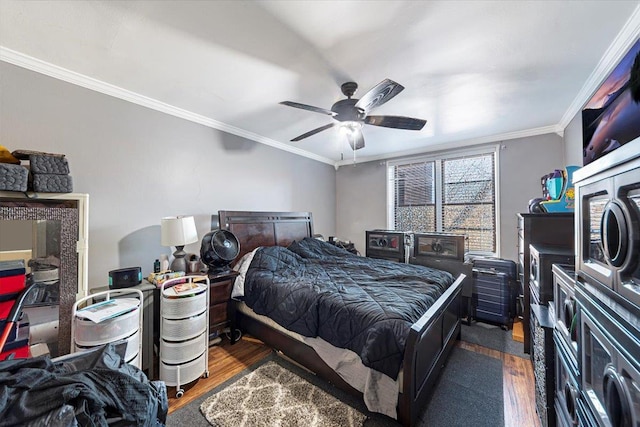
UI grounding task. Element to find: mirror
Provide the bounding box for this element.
[0,193,89,357]
[0,219,62,357]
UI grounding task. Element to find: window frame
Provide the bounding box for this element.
[386,144,501,256]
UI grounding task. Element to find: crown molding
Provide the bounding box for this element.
[558,4,640,129]
[0,46,335,166]
[335,124,562,167]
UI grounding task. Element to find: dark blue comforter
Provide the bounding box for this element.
[243,237,454,379]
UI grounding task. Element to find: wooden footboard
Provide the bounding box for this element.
[235,274,465,427]
[399,273,465,426]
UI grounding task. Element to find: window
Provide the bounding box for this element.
[388,147,498,254]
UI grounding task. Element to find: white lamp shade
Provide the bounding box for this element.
[161,216,198,247]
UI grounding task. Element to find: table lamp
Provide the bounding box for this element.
[161,216,198,273]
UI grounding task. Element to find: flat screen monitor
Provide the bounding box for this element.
[582,39,640,166]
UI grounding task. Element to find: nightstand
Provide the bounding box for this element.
[207,270,240,344]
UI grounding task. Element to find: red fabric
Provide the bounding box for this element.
[0,345,29,360]
[0,299,16,319]
[0,275,25,295]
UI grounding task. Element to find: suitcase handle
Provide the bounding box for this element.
[473,268,507,276]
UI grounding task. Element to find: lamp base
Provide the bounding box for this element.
[171,246,188,273]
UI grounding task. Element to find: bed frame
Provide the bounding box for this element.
[219,210,464,427]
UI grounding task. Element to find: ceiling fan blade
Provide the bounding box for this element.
[291,123,336,142]
[354,79,404,112]
[280,101,336,116]
[346,129,365,150]
[365,115,426,130]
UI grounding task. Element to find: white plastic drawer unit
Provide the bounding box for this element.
[160,283,208,319]
[74,299,141,346]
[160,352,207,387]
[72,289,144,369]
[161,311,207,341]
[76,329,140,361]
[159,276,210,398]
[160,332,207,365]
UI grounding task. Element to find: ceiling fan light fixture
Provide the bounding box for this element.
[339,121,362,136]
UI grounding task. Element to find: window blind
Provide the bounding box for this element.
[388,149,497,254]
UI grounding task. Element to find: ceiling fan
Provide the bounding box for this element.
[280,79,427,150]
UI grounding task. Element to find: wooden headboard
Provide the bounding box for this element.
[218,211,313,260]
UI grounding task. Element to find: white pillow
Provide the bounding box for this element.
[231,248,259,299]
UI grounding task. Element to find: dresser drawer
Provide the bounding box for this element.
[210,301,228,327]
[210,280,233,304]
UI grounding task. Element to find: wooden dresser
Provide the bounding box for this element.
[517,213,574,354]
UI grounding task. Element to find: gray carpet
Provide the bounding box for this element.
[461,321,528,359]
[167,346,503,427]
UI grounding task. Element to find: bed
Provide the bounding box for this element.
[219,210,465,427]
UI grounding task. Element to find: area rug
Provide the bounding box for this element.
[461,321,528,358]
[168,346,504,427]
[199,360,366,427]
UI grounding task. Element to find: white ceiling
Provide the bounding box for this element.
[1,1,639,165]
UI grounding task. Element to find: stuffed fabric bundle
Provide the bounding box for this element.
[29,154,70,175]
[32,174,73,193]
[10,150,74,193]
[0,163,28,191]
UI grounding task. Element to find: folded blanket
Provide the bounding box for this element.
[0,163,28,191]
[32,174,73,193]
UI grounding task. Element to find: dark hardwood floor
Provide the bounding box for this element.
[167,335,540,427]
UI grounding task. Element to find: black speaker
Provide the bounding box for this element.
[365,230,410,263]
[108,267,142,289]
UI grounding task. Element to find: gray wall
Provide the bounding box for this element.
[0,62,336,288]
[336,133,565,262]
[563,113,584,166]
[498,133,565,261]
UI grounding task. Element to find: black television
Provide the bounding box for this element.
[582,38,640,166]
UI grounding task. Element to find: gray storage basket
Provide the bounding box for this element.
[32,174,73,193]
[0,163,28,191]
[29,154,70,175]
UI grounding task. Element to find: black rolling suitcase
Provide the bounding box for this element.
[470,257,518,328]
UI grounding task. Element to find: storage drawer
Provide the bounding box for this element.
[160,332,206,364]
[162,311,207,341]
[210,301,228,326]
[210,280,232,304]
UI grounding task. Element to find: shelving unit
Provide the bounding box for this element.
[72,288,143,368]
[516,212,573,354]
[159,275,209,398]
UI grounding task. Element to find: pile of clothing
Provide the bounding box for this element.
[0,343,167,426]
